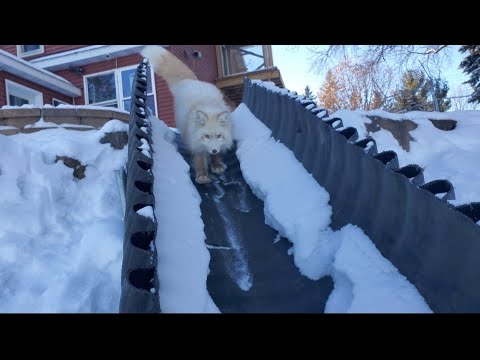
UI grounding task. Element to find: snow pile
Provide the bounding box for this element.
[252,80,328,118]
[149,117,219,313]
[325,225,431,313]
[333,109,480,206]
[233,104,335,280]
[1,104,129,113]
[0,121,127,312]
[24,117,95,129]
[232,103,431,313]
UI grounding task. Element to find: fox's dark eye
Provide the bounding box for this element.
[217,134,222,139]
[205,135,210,139]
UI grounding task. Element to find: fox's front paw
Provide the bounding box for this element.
[211,162,227,174]
[195,174,211,184]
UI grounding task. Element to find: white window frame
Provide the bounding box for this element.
[52,98,68,106]
[83,65,158,115]
[84,69,118,108]
[17,45,45,58]
[5,79,43,106]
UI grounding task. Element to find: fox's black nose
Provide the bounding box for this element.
[212,149,218,154]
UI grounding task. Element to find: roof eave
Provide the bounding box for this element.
[0,50,81,97]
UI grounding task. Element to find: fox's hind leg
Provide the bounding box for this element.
[193,152,211,184]
[210,153,227,174]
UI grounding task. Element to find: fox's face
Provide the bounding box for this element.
[199,132,228,154]
[195,110,232,154]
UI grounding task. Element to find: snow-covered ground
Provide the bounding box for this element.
[1,103,129,113]
[24,118,95,129]
[2,94,478,313]
[331,109,480,207]
[0,120,127,312]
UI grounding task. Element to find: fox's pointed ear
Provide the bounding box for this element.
[196,111,208,127]
[218,111,230,126]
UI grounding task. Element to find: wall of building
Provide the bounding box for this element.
[0,71,73,107]
[158,45,218,126]
[54,45,218,127]
[0,45,219,127]
[54,53,145,103]
[0,45,87,60]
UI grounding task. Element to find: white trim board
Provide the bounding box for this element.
[6,79,43,106]
[29,45,166,71]
[0,49,81,97]
[16,45,45,58]
[17,45,45,59]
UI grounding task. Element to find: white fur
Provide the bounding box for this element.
[188,110,233,154]
[141,46,198,86]
[142,46,233,183]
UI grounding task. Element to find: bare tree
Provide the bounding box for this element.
[318,58,394,111]
[449,84,480,110]
[318,69,340,111]
[308,45,452,76]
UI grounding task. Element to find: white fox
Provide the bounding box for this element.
[141,46,233,184]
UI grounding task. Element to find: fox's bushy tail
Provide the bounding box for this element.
[141,46,197,88]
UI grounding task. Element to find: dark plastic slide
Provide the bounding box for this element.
[242,79,480,313]
[120,61,480,313]
[120,60,332,312]
[176,136,333,313]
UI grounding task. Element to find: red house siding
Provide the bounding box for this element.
[169,45,218,83]
[53,51,179,127]
[53,45,218,127]
[0,45,219,128]
[0,45,87,60]
[30,45,87,60]
[54,53,145,97]
[0,45,18,56]
[0,71,73,107]
[159,45,218,127]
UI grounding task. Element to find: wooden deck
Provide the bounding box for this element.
[216,67,284,106]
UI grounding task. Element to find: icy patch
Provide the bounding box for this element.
[210,176,253,291]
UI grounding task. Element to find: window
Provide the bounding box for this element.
[86,72,117,106]
[220,45,267,76]
[84,65,157,115]
[6,80,43,106]
[52,98,68,106]
[17,45,45,58]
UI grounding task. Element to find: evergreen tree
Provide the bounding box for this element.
[304,85,317,102]
[459,45,480,104]
[389,70,450,112]
[429,77,451,112]
[389,70,430,112]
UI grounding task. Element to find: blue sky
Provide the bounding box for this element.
[271,45,470,97]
